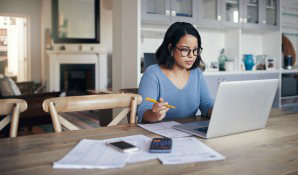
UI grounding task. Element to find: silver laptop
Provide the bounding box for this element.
[173,79,279,139]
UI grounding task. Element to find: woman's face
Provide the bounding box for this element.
[172,34,198,70]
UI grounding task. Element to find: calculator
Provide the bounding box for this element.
[149,138,172,153]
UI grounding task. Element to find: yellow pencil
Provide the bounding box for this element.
[145,97,176,109]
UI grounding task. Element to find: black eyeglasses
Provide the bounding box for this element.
[175,47,203,57]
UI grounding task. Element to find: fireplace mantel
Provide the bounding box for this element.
[47,50,108,92]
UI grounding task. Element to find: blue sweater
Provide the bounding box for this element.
[137,64,214,122]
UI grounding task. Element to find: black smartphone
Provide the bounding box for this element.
[106,141,139,153]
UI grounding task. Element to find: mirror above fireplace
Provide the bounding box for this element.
[52,0,100,43]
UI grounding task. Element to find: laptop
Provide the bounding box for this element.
[172,79,279,139]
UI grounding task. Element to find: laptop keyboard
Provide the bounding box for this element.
[194,127,208,133]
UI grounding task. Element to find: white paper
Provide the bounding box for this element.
[158,137,225,165]
[53,135,225,169]
[127,136,158,163]
[53,135,153,169]
[138,121,192,138]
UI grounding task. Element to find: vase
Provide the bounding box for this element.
[243,54,254,71]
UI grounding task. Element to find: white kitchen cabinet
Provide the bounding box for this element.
[141,0,198,25]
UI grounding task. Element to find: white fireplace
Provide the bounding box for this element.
[47,49,108,92]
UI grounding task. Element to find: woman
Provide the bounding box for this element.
[137,22,214,123]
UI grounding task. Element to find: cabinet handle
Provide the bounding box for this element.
[217,15,221,21]
[244,18,247,23]
[166,10,170,16]
[171,11,176,16]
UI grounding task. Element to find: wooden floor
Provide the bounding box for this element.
[0,109,297,175]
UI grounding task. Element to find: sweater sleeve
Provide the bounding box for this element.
[199,72,214,117]
[137,70,159,123]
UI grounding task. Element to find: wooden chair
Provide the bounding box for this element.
[0,99,27,137]
[42,94,142,132]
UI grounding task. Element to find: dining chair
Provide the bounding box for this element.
[42,93,142,132]
[0,99,28,137]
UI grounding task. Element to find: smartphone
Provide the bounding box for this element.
[106,140,139,153]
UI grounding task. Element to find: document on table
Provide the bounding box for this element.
[53,135,154,169]
[158,137,225,165]
[53,134,225,169]
[138,121,192,138]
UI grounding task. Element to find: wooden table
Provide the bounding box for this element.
[1,109,298,175]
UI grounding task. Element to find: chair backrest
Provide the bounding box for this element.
[0,99,27,137]
[42,93,142,132]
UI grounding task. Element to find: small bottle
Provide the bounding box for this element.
[218,49,227,71]
[284,55,293,70]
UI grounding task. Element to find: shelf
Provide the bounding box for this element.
[282,12,298,17]
[0,47,7,51]
[266,6,276,10]
[281,96,298,107]
[281,96,298,100]
[203,70,280,76]
[281,69,298,73]
[281,103,298,108]
[0,56,7,60]
[247,3,258,7]
[283,33,298,37]
[226,0,238,5]
[141,25,167,39]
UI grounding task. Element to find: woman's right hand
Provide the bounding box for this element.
[151,98,169,121]
[142,98,170,122]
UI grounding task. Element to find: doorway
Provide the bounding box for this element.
[0,15,29,82]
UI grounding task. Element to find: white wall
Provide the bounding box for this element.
[112,0,140,91]
[0,0,42,82]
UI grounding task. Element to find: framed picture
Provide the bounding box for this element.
[266,58,275,70]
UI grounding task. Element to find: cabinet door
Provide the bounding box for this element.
[222,0,243,27]
[243,0,262,29]
[171,0,198,24]
[205,73,280,108]
[205,74,257,99]
[198,0,222,28]
[259,73,279,80]
[264,73,280,108]
[261,0,280,30]
[227,74,259,81]
[141,0,171,24]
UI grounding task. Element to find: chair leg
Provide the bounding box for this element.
[129,96,137,124]
[9,103,20,138]
[49,102,62,132]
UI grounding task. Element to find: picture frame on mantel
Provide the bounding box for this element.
[52,0,100,43]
